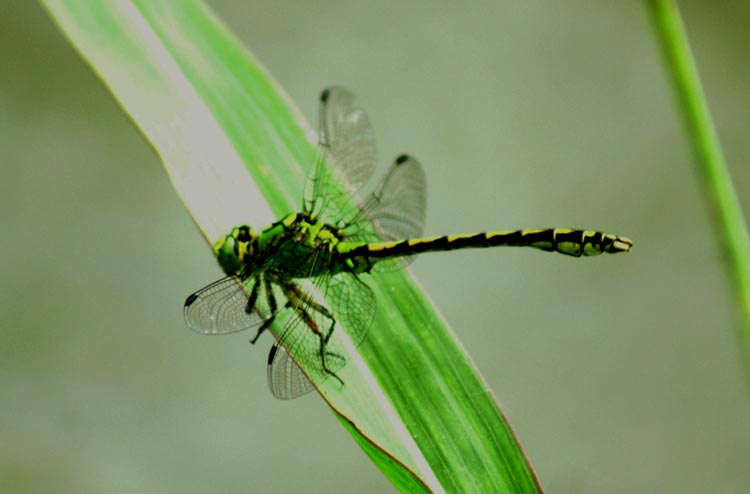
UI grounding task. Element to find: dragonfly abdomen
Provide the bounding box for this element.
[343,228,632,262]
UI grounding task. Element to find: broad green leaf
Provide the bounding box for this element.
[42,1,543,492]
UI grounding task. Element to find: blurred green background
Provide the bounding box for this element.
[2,1,749,493]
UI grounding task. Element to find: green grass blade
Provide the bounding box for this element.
[645,0,750,380]
[41,1,543,492]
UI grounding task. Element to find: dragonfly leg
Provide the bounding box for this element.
[284,283,344,388]
[293,303,344,387]
[285,283,337,344]
[251,313,275,345]
[249,276,280,345]
[317,332,345,388]
[244,277,261,317]
[314,325,345,387]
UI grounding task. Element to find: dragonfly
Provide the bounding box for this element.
[184,86,632,400]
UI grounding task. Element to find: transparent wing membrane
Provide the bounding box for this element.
[325,273,375,347]
[266,247,334,399]
[349,153,426,241]
[266,277,345,400]
[267,342,316,399]
[266,243,376,399]
[265,277,375,400]
[184,276,267,335]
[344,154,427,272]
[304,87,377,221]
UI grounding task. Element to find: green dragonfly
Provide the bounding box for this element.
[184,87,632,399]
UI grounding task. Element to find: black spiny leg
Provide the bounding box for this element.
[244,277,261,317]
[298,305,344,388]
[284,282,344,388]
[287,283,337,344]
[250,276,279,345]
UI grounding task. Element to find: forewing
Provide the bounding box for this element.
[304,87,377,220]
[184,275,268,335]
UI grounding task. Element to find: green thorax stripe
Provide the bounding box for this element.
[342,228,632,259]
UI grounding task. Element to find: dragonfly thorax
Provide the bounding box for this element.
[213,213,350,280]
[256,212,348,279]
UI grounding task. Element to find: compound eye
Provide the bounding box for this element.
[237,225,253,241]
[214,235,243,276]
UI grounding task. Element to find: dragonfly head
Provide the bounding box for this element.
[213,225,257,276]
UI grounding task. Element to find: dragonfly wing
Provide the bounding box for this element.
[266,276,346,399]
[267,341,316,400]
[327,273,375,348]
[361,153,427,240]
[304,87,377,220]
[184,275,269,335]
[266,271,375,399]
[266,244,365,399]
[344,154,427,272]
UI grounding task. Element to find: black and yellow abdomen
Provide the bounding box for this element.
[339,228,632,273]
